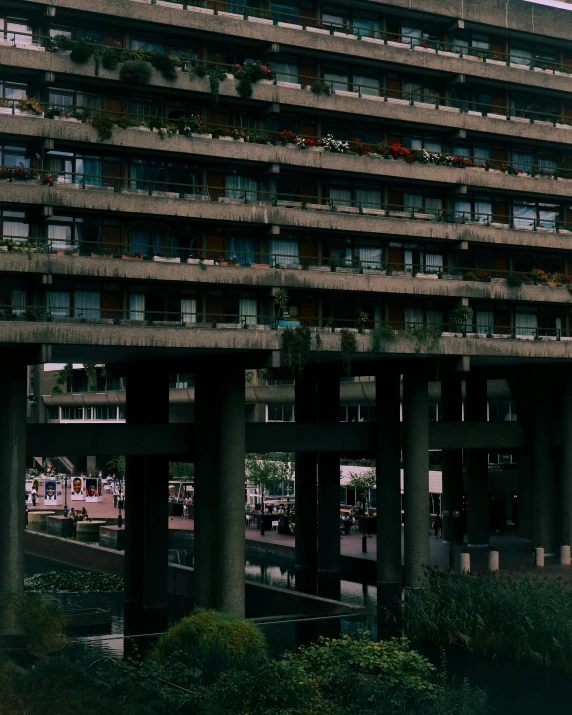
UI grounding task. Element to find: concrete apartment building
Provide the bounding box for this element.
[3,0,572,637]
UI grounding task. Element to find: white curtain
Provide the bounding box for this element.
[425,253,443,274]
[3,221,29,240]
[181,298,197,324]
[513,202,536,228]
[129,294,145,321]
[272,60,298,84]
[476,311,494,334]
[405,308,424,328]
[269,239,299,265]
[539,205,558,229]
[425,197,442,215]
[225,175,258,201]
[355,188,382,210]
[425,138,443,153]
[359,246,382,269]
[240,298,257,325]
[515,312,538,336]
[404,193,423,211]
[475,199,493,223]
[329,188,352,207]
[474,147,491,161]
[354,74,380,96]
[47,292,70,317]
[511,152,534,172]
[74,291,100,319]
[426,310,443,329]
[11,289,26,314]
[48,224,72,251]
[454,199,471,221]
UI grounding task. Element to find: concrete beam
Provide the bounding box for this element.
[26,420,531,456]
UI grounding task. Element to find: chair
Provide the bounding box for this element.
[506,519,516,531]
[271,520,279,532]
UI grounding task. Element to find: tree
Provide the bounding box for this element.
[169,462,194,479]
[107,455,125,478]
[245,453,294,534]
[346,467,376,506]
[51,363,73,395]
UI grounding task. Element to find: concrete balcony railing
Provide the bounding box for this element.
[4,252,572,306]
[2,318,572,364]
[15,0,572,91]
[3,183,572,253]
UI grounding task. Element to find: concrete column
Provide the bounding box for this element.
[561,374,572,547]
[376,370,402,638]
[403,371,429,589]
[441,376,464,544]
[532,388,557,554]
[317,374,340,601]
[488,551,499,571]
[0,361,27,641]
[465,376,489,546]
[194,363,245,615]
[294,374,317,595]
[125,364,169,637]
[459,553,470,573]
[518,456,533,540]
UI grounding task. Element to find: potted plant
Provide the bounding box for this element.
[273,287,289,319]
[18,97,43,115]
[450,305,474,336]
[121,250,144,260]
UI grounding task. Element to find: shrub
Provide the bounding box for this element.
[371,322,396,352]
[24,570,124,593]
[0,594,66,653]
[154,608,268,684]
[101,48,121,70]
[119,59,152,84]
[402,569,572,671]
[506,272,523,288]
[149,52,179,80]
[69,41,93,64]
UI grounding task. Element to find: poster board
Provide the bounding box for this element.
[85,477,102,503]
[71,476,85,501]
[44,479,62,506]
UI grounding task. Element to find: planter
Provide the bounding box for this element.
[122,188,149,195]
[309,146,324,152]
[276,200,302,208]
[361,36,385,45]
[187,258,214,265]
[151,191,180,198]
[277,263,302,269]
[462,54,481,61]
[362,268,385,275]
[121,255,143,260]
[153,256,180,263]
[216,322,242,328]
[336,267,360,273]
[414,213,436,220]
[306,26,330,34]
[361,208,386,215]
[389,211,411,219]
[387,40,408,49]
[191,132,212,138]
[488,113,507,120]
[415,273,439,279]
[277,22,301,30]
[249,263,269,269]
[387,97,409,104]
[91,253,114,258]
[486,59,506,66]
[247,16,273,24]
[362,94,384,102]
[306,203,331,211]
[438,105,460,112]
[277,81,302,89]
[438,51,459,58]
[187,5,214,14]
[414,101,436,109]
[335,89,359,97]
[183,193,211,201]
[57,117,81,123]
[333,31,356,40]
[335,206,360,213]
[413,46,436,54]
[308,265,331,272]
[130,126,151,132]
[219,135,234,141]
[218,197,244,204]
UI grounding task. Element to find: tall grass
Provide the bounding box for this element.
[402,570,572,671]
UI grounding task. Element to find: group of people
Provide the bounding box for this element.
[68,507,89,528]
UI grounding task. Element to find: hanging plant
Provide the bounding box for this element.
[192,55,227,107]
[232,60,274,99]
[149,52,179,80]
[89,113,114,142]
[69,41,94,64]
[119,59,152,84]
[281,325,312,377]
[101,48,121,70]
[340,329,357,376]
[370,323,396,352]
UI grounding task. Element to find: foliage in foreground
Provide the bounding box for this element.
[24,570,124,593]
[154,607,269,684]
[402,569,572,671]
[0,594,66,653]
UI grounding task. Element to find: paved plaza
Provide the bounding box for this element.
[32,486,572,581]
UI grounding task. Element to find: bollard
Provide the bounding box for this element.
[534,547,544,567]
[460,552,470,574]
[488,550,499,572]
[561,545,571,566]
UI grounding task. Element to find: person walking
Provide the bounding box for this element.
[31,485,37,509]
[433,514,442,538]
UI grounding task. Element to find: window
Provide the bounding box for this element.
[488,401,517,422]
[169,373,195,388]
[0,81,26,100]
[5,19,33,45]
[267,405,295,421]
[339,405,376,422]
[0,209,28,241]
[271,59,299,84]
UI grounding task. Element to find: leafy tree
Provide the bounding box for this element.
[107,455,125,478]
[169,462,195,479]
[245,453,293,507]
[50,363,73,395]
[346,467,376,500]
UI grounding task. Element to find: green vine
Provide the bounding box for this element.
[405,326,442,355]
[340,329,357,376]
[193,56,227,107]
[371,322,396,352]
[281,325,312,377]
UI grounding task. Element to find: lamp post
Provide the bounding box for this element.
[442,509,461,570]
[63,472,69,517]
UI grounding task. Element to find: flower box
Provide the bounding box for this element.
[56,116,81,123]
[487,113,507,120]
[306,203,330,211]
[218,11,239,18]
[361,208,386,215]
[463,54,481,61]
[191,132,212,138]
[249,263,269,269]
[216,322,242,328]
[276,200,302,208]
[387,40,408,49]
[187,5,214,14]
[534,67,553,73]
[187,258,214,265]
[218,135,234,141]
[84,184,115,191]
[277,81,302,89]
[0,106,14,114]
[414,213,436,220]
[389,211,411,219]
[306,26,330,34]
[333,31,356,40]
[308,265,331,272]
[335,205,359,213]
[413,46,436,53]
[486,59,506,66]
[218,197,244,204]
[247,16,273,24]
[121,255,144,260]
[362,268,385,274]
[439,105,460,112]
[387,97,409,104]
[130,126,151,131]
[153,256,180,263]
[91,253,114,258]
[336,267,360,273]
[182,193,211,201]
[414,101,436,109]
[335,89,359,97]
[415,273,439,279]
[309,146,324,152]
[467,110,482,116]
[122,188,149,195]
[509,63,529,69]
[438,51,459,58]
[17,44,45,52]
[511,116,530,123]
[362,94,384,102]
[361,36,385,45]
[277,22,301,30]
[277,263,302,270]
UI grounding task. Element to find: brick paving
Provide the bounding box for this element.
[36,486,572,580]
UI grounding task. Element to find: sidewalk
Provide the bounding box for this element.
[41,489,572,580]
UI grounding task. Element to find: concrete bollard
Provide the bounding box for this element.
[561,545,571,566]
[534,547,544,567]
[488,550,499,572]
[460,552,470,574]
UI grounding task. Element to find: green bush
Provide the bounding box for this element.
[101,48,121,70]
[119,59,152,84]
[0,594,66,654]
[24,570,124,593]
[69,41,93,63]
[154,608,268,683]
[402,569,572,671]
[506,272,523,288]
[149,52,178,80]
